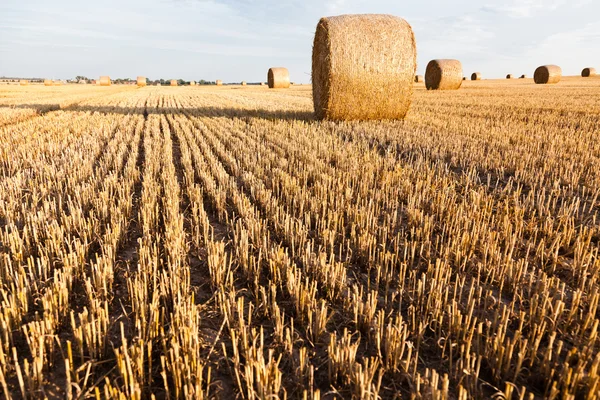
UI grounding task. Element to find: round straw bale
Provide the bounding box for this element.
[19,80,29,86]
[216,80,223,86]
[415,75,424,83]
[520,74,527,79]
[506,74,514,79]
[241,81,247,86]
[170,80,178,87]
[260,82,265,86]
[99,76,111,86]
[268,67,290,89]
[44,79,53,86]
[462,77,466,80]
[534,65,561,84]
[137,76,147,87]
[425,59,462,90]
[471,72,481,81]
[312,14,416,120]
[190,81,196,86]
[582,68,597,77]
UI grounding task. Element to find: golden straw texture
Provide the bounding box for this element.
[534,65,561,84]
[471,72,481,81]
[268,67,290,89]
[216,80,223,86]
[170,80,178,87]
[425,59,462,90]
[137,76,147,87]
[312,14,416,120]
[582,68,597,77]
[99,76,111,86]
[19,80,29,86]
[44,80,52,86]
[241,81,247,86]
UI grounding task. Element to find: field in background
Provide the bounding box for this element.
[1,78,599,399]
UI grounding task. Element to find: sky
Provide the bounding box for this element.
[0,0,599,83]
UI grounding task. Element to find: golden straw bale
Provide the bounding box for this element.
[415,75,424,83]
[582,68,597,77]
[312,14,416,120]
[260,82,265,86]
[216,80,223,86]
[425,59,462,90]
[137,76,147,87]
[471,72,481,80]
[268,67,290,89]
[534,65,561,84]
[170,80,178,86]
[190,81,196,86]
[506,74,514,79]
[520,74,527,79]
[44,79,53,86]
[19,80,29,86]
[241,81,247,86]
[99,76,111,86]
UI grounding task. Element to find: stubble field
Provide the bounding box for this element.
[1,77,600,399]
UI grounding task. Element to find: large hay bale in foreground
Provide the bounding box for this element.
[99,76,111,86]
[137,76,147,87]
[216,80,223,86]
[506,74,514,79]
[268,67,290,89]
[415,75,423,83]
[312,14,416,120]
[582,68,597,77]
[170,80,178,87]
[425,59,462,90]
[471,72,481,81]
[44,80,53,86]
[534,65,561,84]
[19,80,29,86]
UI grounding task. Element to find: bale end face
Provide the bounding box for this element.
[312,14,417,120]
[425,59,463,90]
[268,68,290,89]
[582,68,597,77]
[506,74,514,79]
[534,65,561,84]
[471,72,481,81]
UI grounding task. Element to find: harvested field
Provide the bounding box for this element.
[1,77,600,399]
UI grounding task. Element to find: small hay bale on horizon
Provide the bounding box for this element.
[506,74,514,79]
[520,74,527,79]
[137,76,147,87]
[99,76,111,86]
[216,80,223,86]
[268,67,290,89]
[170,80,178,86]
[471,72,481,81]
[582,67,597,77]
[534,65,561,84]
[44,80,53,86]
[312,14,416,120]
[425,59,462,90]
[190,81,196,86]
[260,82,265,86]
[241,81,247,86]
[19,80,29,86]
[415,75,423,83]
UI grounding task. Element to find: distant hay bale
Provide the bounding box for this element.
[312,14,416,120]
[190,81,196,86]
[137,76,147,87]
[582,68,597,77]
[462,77,466,81]
[471,72,481,81]
[260,82,265,86]
[156,83,161,86]
[425,59,462,90]
[241,81,247,86]
[170,80,178,86]
[19,80,29,86]
[268,67,290,89]
[415,75,424,83]
[506,74,514,79]
[44,79,53,86]
[520,74,527,79]
[99,76,111,86]
[534,65,561,84]
[216,80,223,86]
